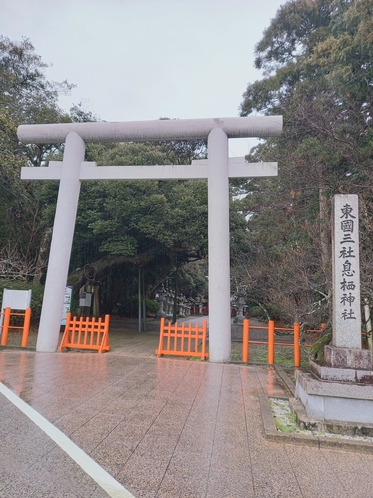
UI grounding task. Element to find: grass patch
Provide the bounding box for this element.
[231,342,311,367]
[274,418,296,433]
[189,339,209,361]
[270,398,297,433]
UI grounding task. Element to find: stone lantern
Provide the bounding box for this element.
[235,294,246,324]
[155,284,167,318]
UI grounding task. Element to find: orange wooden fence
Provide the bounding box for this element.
[58,313,110,353]
[242,319,301,366]
[156,318,208,360]
[0,307,32,347]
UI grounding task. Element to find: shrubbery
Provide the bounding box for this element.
[247,304,282,322]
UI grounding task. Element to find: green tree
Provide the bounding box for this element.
[237,0,373,327]
[0,37,74,281]
[66,139,210,312]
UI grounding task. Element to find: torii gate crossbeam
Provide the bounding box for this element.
[18,116,282,362]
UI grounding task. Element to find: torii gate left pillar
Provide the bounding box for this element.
[18,116,282,361]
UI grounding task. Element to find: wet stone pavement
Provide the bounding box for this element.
[0,318,373,497]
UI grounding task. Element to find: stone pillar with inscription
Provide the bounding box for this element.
[295,194,373,425]
[332,195,362,349]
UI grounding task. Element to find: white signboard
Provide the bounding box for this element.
[0,288,32,331]
[1,288,32,311]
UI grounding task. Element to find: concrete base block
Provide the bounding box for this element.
[295,371,373,424]
[289,397,373,438]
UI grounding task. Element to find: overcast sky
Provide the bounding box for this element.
[1,0,285,156]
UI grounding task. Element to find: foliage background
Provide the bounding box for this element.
[1,0,373,328]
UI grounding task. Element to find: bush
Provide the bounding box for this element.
[116,295,159,317]
[247,303,282,322]
[0,280,44,324]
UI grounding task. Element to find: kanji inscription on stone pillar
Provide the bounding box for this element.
[332,194,361,349]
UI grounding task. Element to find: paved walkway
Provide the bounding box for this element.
[0,319,372,497]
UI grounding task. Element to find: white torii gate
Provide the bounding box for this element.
[18,116,282,362]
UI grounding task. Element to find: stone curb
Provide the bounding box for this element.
[260,391,373,454]
[274,366,296,396]
[0,345,36,352]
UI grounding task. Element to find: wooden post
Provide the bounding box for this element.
[242,319,249,363]
[21,308,32,347]
[294,322,301,367]
[268,320,275,365]
[0,308,11,346]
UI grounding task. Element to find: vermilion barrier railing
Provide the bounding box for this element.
[0,307,32,347]
[156,318,208,360]
[58,313,110,353]
[242,319,301,366]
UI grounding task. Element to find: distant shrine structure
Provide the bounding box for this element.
[18,116,282,362]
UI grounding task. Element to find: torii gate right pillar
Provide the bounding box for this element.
[208,128,231,362]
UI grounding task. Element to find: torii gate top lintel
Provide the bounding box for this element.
[17,116,283,144]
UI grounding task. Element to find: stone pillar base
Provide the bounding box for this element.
[295,345,373,424]
[310,345,373,384]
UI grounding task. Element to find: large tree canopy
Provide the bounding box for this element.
[67,139,211,311]
[237,0,373,326]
